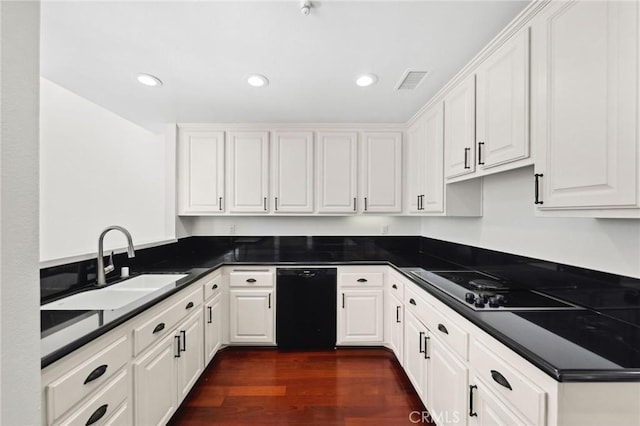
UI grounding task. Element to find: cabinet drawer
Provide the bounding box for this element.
[55,369,128,426]
[339,272,383,288]
[230,271,273,287]
[425,306,469,361]
[470,338,546,425]
[203,271,223,300]
[386,270,405,299]
[133,286,203,356]
[46,335,129,423]
[404,284,430,326]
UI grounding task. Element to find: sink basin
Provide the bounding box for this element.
[41,289,155,310]
[109,274,188,291]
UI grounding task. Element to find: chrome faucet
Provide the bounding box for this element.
[96,225,136,286]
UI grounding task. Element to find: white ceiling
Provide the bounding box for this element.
[41,1,530,132]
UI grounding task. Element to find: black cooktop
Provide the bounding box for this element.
[541,287,640,310]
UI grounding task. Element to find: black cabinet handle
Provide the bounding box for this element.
[212,284,218,290]
[419,331,425,354]
[534,173,544,205]
[356,278,368,283]
[263,197,267,211]
[175,335,181,358]
[85,404,108,426]
[409,298,416,306]
[469,385,478,417]
[208,306,213,324]
[185,301,194,310]
[392,284,398,289]
[437,324,449,335]
[246,278,257,283]
[364,197,368,211]
[417,195,421,211]
[181,330,187,351]
[353,197,357,211]
[491,370,512,390]
[424,336,430,359]
[342,293,345,309]
[396,306,401,323]
[268,293,271,309]
[275,197,278,211]
[83,364,108,385]
[464,147,471,169]
[153,323,165,334]
[478,142,485,165]
[421,195,425,210]
[219,197,223,211]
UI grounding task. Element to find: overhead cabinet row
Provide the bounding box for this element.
[178,130,402,215]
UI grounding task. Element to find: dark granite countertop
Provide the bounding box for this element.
[40,236,640,382]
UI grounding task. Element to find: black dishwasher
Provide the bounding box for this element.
[276,268,337,349]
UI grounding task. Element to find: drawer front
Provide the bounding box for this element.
[425,306,469,361]
[46,335,129,423]
[55,369,128,426]
[403,283,430,327]
[386,270,405,300]
[230,271,274,287]
[203,271,223,301]
[470,338,546,425]
[133,286,203,356]
[339,272,384,288]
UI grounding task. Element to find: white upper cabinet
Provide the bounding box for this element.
[227,131,269,213]
[316,132,358,213]
[532,0,639,213]
[444,75,476,179]
[361,132,403,213]
[271,132,314,213]
[476,28,530,170]
[177,131,225,214]
[406,119,426,213]
[423,103,445,213]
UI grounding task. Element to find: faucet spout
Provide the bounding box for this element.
[97,225,136,286]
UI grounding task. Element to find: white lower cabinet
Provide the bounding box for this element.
[229,289,275,344]
[429,336,469,425]
[385,292,403,364]
[404,310,428,400]
[176,311,204,401]
[337,289,384,344]
[204,294,222,364]
[469,374,530,426]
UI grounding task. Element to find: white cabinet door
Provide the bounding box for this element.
[338,289,383,344]
[385,293,403,364]
[429,337,469,426]
[361,132,402,213]
[445,75,476,178]
[470,375,530,426]
[272,131,314,213]
[229,289,274,344]
[406,119,426,213]
[227,131,269,213]
[178,131,225,214]
[533,0,638,209]
[404,310,427,400]
[423,103,445,213]
[316,132,358,213]
[176,310,204,402]
[476,28,529,170]
[133,333,178,426]
[204,295,222,365]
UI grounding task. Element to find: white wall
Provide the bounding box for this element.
[0,2,42,424]
[422,166,640,278]
[40,78,173,263]
[185,215,421,236]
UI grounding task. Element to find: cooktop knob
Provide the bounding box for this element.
[495,294,506,304]
[474,297,485,308]
[488,297,500,308]
[465,293,476,303]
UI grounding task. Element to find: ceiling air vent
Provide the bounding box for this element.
[395,70,429,90]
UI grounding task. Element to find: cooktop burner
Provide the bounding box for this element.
[405,269,581,311]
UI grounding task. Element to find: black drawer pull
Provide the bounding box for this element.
[83,364,108,385]
[490,370,512,390]
[185,301,194,310]
[469,385,478,417]
[246,278,257,283]
[86,404,108,425]
[437,324,449,335]
[356,278,368,283]
[392,284,398,289]
[212,284,218,290]
[409,298,416,306]
[153,323,165,334]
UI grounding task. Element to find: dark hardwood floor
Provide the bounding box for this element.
[169,347,432,426]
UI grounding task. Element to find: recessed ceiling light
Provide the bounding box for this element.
[247,74,269,88]
[137,73,163,87]
[355,74,377,87]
